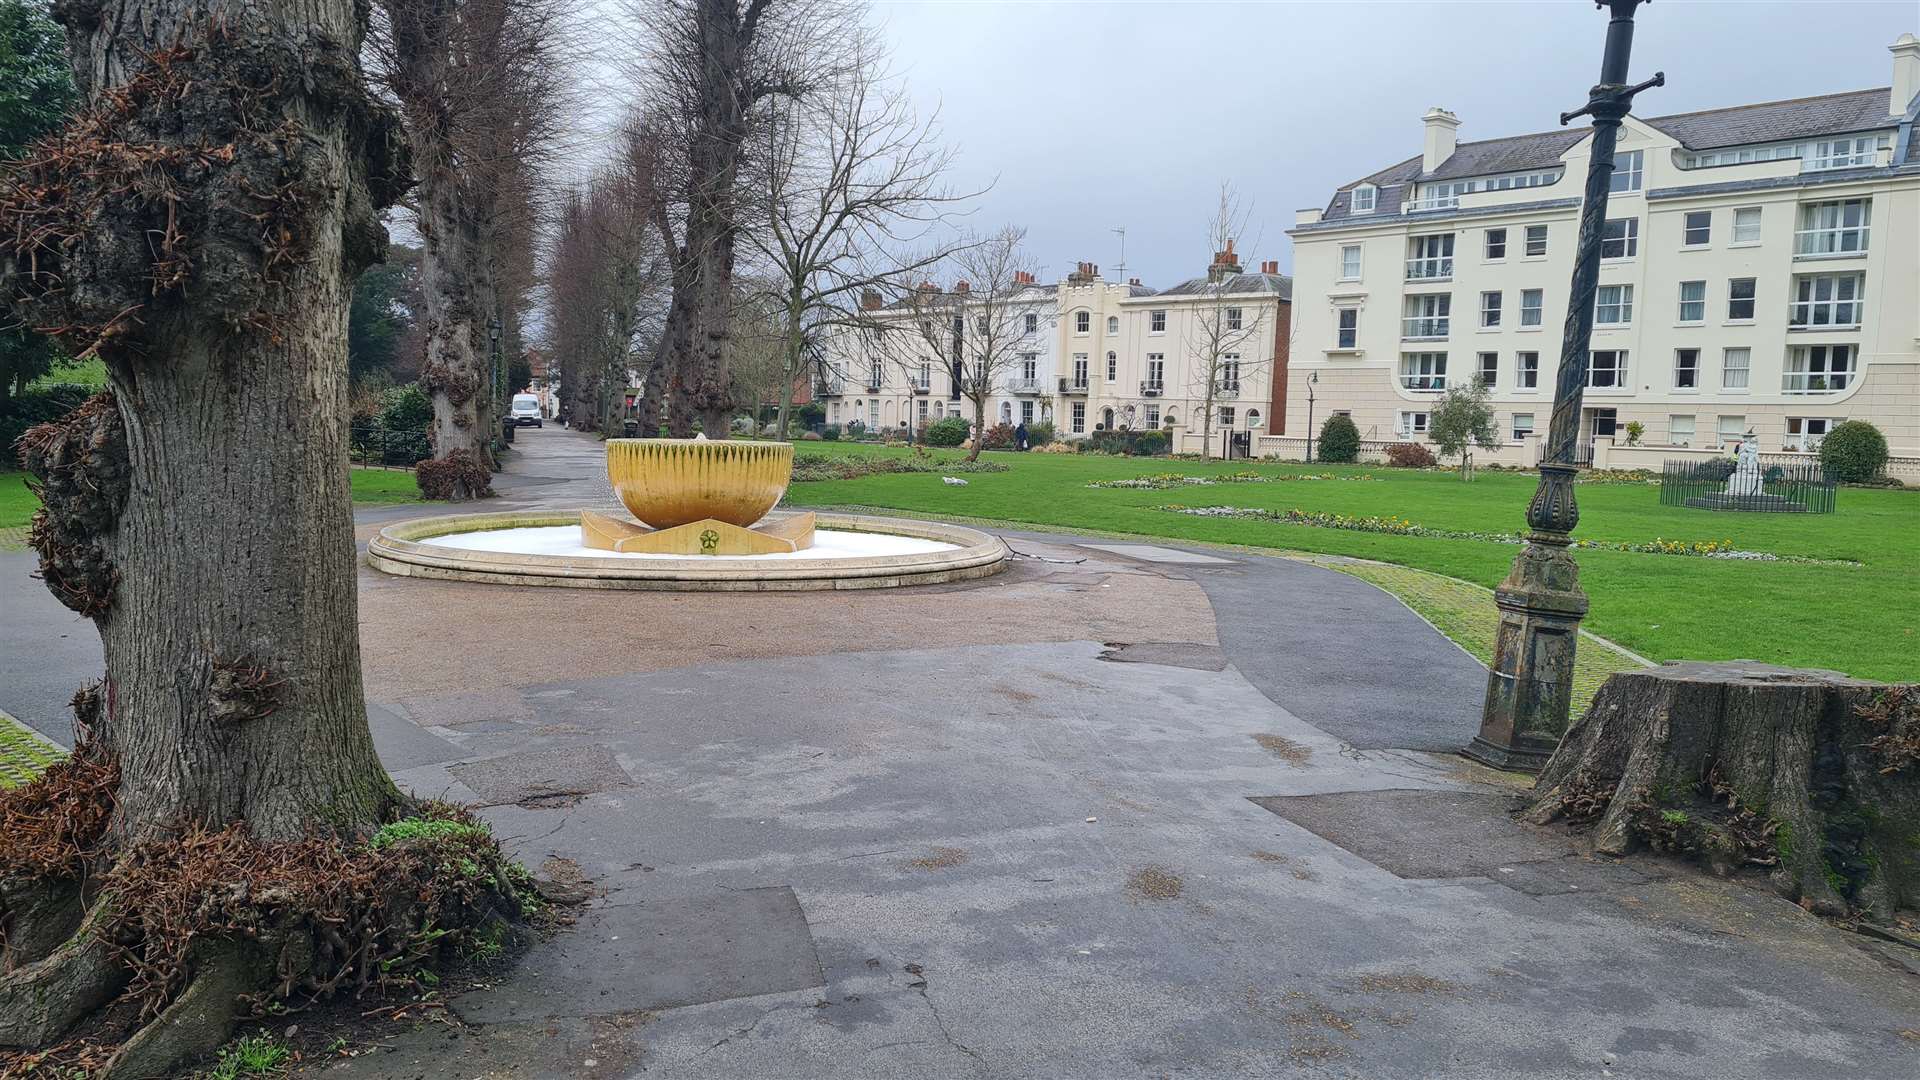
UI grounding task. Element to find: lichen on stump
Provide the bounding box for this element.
[1527,661,1919,920]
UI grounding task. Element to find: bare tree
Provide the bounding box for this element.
[899,227,1037,463]
[744,36,978,439]
[1184,183,1270,454]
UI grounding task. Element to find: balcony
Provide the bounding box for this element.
[1402,194,1460,214]
[911,380,930,395]
[1139,380,1163,397]
[1405,257,1453,281]
[813,378,844,397]
[864,378,883,392]
[1006,377,1044,394]
[1401,317,1450,341]
[1212,381,1240,399]
[1058,377,1089,395]
[1781,372,1852,394]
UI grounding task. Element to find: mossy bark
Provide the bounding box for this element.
[1528,661,1919,920]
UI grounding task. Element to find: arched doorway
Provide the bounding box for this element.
[1101,407,1114,430]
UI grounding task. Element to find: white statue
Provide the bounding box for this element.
[1726,431,1764,497]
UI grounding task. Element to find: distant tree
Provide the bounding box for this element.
[896,227,1037,463]
[1185,183,1271,453]
[1317,413,1360,464]
[347,244,422,386]
[1430,378,1502,480]
[1818,420,1888,483]
[507,354,533,395]
[0,0,77,407]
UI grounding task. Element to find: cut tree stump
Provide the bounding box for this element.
[1527,661,1918,920]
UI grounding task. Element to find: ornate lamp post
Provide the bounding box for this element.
[1466,0,1663,771]
[1305,371,1318,463]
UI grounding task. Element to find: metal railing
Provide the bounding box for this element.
[1405,257,1453,280]
[349,421,433,468]
[1401,317,1450,340]
[1211,381,1240,399]
[1781,371,1853,393]
[1403,194,1460,213]
[1659,458,1836,513]
[1139,380,1163,396]
[814,378,844,397]
[1058,377,1089,394]
[1006,377,1044,394]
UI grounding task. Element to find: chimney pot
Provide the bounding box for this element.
[1893,33,1920,117]
[954,280,969,294]
[860,288,882,310]
[1421,106,1461,173]
[1129,277,1140,286]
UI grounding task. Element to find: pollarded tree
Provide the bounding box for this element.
[0,2,526,1072]
[1429,377,1502,480]
[896,228,1039,463]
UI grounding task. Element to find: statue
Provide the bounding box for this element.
[1726,431,1764,497]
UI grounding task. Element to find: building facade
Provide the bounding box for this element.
[1286,34,1920,465]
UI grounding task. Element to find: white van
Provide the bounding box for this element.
[510,393,543,428]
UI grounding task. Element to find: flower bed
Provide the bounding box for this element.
[1087,471,1374,490]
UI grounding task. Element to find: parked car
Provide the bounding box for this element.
[510,393,543,428]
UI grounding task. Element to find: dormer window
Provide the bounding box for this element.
[1351,184,1378,213]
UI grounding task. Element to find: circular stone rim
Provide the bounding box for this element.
[365,510,1009,591]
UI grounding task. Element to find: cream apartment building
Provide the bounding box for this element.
[1056,250,1293,450]
[1285,34,1920,468]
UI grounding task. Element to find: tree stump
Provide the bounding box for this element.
[1527,661,1918,920]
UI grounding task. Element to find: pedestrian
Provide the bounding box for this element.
[1015,421,1029,451]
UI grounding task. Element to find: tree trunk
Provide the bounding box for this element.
[1528,662,1919,921]
[966,395,986,463]
[414,162,491,497]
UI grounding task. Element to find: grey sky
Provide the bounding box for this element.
[864,0,1916,287]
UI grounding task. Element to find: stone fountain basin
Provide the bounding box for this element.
[366,510,1008,591]
[606,438,793,529]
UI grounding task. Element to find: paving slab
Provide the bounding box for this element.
[453,886,824,1023]
[1077,542,1235,564]
[447,744,634,806]
[1251,788,1575,878]
[362,703,466,770]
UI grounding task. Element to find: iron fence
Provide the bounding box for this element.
[1659,458,1836,513]
[349,421,432,468]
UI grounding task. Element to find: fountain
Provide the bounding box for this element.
[366,438,1007,591]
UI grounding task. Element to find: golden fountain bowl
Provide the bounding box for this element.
[606,438,794,529]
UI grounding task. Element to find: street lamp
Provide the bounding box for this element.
[1466,0,1663,772]
[1305,371,1318,463]
[489,318,505,449]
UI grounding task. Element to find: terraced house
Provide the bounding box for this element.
[1285,33,1920,472]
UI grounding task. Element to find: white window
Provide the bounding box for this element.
[1143,403,1158,428]
[1407,234,1454,280]
[1721,347,1750,390]
[1219,354,1241,389]
[1397,410,1431,436]
[1218,406,1236,428]
[1600,218,1639,259]
[1668,414,1695,446]
[1485,228,1507,260]
[1727,278,1756,321]
[1480,291,1502,328]
[1477,351,1498,387]
[1678,280,1706,323]
[1789,273,1864,329]
[1784,417,1837,451]
[917,361,932,389]
[1106,315,1118,335]
[1020,354,1037,381]
[1072,353,1088,386]
[1150,310,1166,333]
[1400,351,1447,391]
[1587,350,1628,388]
[1673,348,1699,390]
[1071,401,1086,433]
[1595,284,1633,326]
[869,359,883,387]
[1145,353,1164,390]
[1610,149,1644,193]
[1024,313,1038,334]
[1511,413,1534,441]
[1795,199,1870,256]
[1403,294,1451,339]
[1021,400,1034,425]
[1716,415,1746,447]
[1335,307,1358,349]
[1682,211,1711,246]
[1105,352,1117,381]
[1225,307,1243,331]
[1784,344,1855,393]
[1732,206,1762,244]
[1074,311,1090,334]
[1518,351,1540,389]
[1245,408,1261,430]
[1524,224,1549,257]
[1520,289,1544,327]
[1339,245,1362,280]
[1806,137,1878,171]
[869,399,880,428]
[1351,184,1377,213]
[917,399,928,423]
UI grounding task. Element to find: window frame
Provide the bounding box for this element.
[1225,307,1243,332]
[1788,273,1865,330]
[1794,198,1871,257]
[1599,218,1639,259]
[1074,311,1090,335]
[1682,210,1711,247]
[1511,413,1534,441]
[1673,348,1700,392]
[1586,349,1629,389]
[1677,280,1706,324]
[1783,344,1855,393]
[1523,224,1548,258]
[1484,228,1507,261]
[1667,414,1695,447]
[1398,351,1448,392]
[1396,410,1431,437]
[1519,289,1544,328]
[1402,293,1452,340]
[1351,184,1378,213]
[1477,351,1498,388]
[1517,351,1540,390]
[1721,347,1750,391]
[1338,244,1362,281]
[1479,290,1502,329]
[1731,206,1762,245]
[1595,284,1634,327]
[1610,149,1644,193]
[1149,310,1166,334]
[1727,278,1756,322]
[1334,306,1359,350]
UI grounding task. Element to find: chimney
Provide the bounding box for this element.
[860,288,882,311]
[1208,238,1243,282]
[1260,260,1279,275]
[1894,33,1920,117]
[953,280,969,294]
[1128,277,1141,286]
[1422,107,1460,173]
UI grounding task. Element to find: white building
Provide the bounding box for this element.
[1285,33,1920,470]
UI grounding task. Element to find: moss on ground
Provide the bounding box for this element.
[0,710,65,789]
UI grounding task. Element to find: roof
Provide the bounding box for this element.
[1148,271,1293,301]
[1323,87,1900,220]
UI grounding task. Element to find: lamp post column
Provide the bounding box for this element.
[1466,0,1663,771]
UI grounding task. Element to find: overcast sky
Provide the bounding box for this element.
[851,0,1916,286]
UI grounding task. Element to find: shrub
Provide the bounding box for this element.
[415,449,494,499]
[1028,421,1055,446]
[1316,414,1360,464]
[1034,441,1077,454]
[982,422,1015,450]
[790,453,1008,482]
[1818,420,1888,483]
[1384,442,1437,468]
[1085,429,1170,456]
[797,402,826,426]
[820,424,840,441]
[923,415,970,447]
[1695,457,1738,482]
[847,419,865,438]
[374,383,433,466]
[1,382,95,459]
[1623,421,1644,446]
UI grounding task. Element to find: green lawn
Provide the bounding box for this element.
[786,443,1919,682]
[2,467,420,534]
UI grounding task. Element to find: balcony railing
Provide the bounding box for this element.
[911,379,930,394]
[1399,375,1447,392]
[1403,194,1460,214]
[1793,228,1869,257]
[1058,376,1089,395]
[1781,372,1852,394]
[865,377,883,392]
[1139,380,1163,396]
[1212,381,1240,399]
[1401,317,1450,340]
[1405,257,1453,281]
[1006,377,1044,394]
[813,378,844,397]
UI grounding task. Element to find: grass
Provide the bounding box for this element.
[28,355,109,390]
[785,442,1919,682]
[0,467,421,536]
[0,710,64,789]
[204,1035,292,1080]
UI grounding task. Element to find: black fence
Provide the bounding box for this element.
[1659,458,1836,514]
[349,421,432,468]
